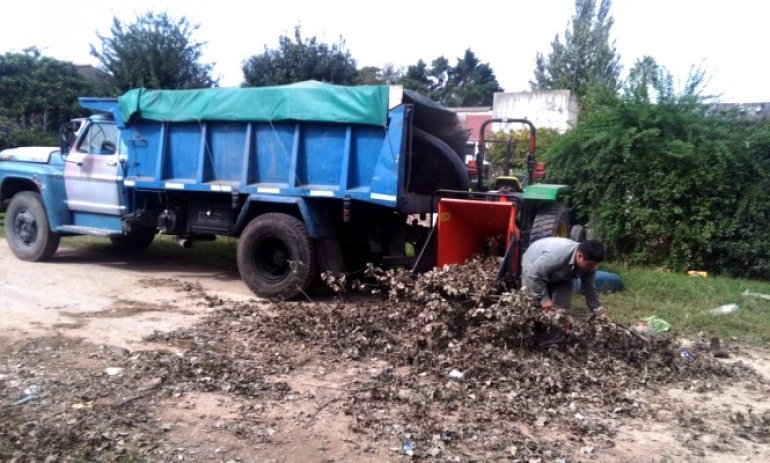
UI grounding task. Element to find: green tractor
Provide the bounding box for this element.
[412,118,583,286]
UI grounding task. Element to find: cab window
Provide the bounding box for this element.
[77,123,119,155]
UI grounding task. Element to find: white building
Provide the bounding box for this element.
[492,90,578,133]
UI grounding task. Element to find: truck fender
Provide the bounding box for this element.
[234,195,329,238]
[235,195,345,279]
[1,177,39,209]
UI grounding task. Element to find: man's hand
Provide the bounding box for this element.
[541,300,555,311]
[593,306,611,322]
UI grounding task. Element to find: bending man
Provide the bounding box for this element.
[521,237,606,314]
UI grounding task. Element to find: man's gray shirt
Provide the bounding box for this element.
[521,237,601,310]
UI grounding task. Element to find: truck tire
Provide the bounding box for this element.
[237,213,317,300]
[109,227,156,253]
[5,191,60,261]
[530,202,570,244]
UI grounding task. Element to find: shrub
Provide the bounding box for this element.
[544,64,770,278]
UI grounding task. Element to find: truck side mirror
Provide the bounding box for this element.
[59,122,74,156]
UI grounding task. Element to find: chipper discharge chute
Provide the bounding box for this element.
[414,194,521,282]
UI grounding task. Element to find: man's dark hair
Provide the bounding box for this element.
[577,239,605,263]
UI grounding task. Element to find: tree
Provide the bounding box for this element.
[400,59,432,95]
[91,11,216,92]
[447,49,502,106]
[531,0,620,98]
[379,63,403,85]
[399,49,501,106]
[356,66,382,85]
[356,63,403,85]
[242,26,358,86]
[0,48,95,148]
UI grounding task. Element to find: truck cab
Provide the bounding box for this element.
[1,109,132,262]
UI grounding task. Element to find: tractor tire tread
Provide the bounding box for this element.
[529,202,570,244]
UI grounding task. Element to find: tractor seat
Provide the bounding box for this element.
[493,176,523,193]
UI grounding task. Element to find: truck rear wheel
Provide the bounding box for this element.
[237,213,317,300]
[530,202,570,244]
[5,191,60,261]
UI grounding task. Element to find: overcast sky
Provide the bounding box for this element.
[1,0,767,103]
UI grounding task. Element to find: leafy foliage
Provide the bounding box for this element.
[399,59,431,94]
[91,11,216,92]
[356,63,402,85]
[242,26,358,86]
[532,0,620,98]
[0,49,96,149]
[0,117,57,150]
[400,49,502,106]
[545,57,770,278]
[356,66,382,85]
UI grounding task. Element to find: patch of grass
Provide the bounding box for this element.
[590,264,770,344]
[0,214,236,269]
[0,436,16,460]
[53,233,239,270]
[147,234,237,266]
[72,233,237,266]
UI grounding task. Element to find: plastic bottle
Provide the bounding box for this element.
[710,303,740,315]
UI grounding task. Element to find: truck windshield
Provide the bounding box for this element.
[77,123,119,155]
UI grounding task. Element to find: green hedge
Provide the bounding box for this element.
[0,117,58,150]
[545,90,770,279]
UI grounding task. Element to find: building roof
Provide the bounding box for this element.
[464,113,493,141]
[713,102,770,120]
[75,64,106,81]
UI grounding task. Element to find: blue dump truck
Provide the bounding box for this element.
[0,82,571,299]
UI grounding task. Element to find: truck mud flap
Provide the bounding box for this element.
[411,226,437,274]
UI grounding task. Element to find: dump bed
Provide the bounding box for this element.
[82,82,468,213]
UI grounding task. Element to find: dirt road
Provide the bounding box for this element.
[0,239,252,348]
[1,239,770,462]
[0,239,390,462]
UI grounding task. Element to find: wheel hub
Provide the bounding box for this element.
[14,210,37,245]
[270,249,288,267]
[254,236,291,281]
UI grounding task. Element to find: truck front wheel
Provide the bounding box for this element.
[237,213,317,300]
[5,191,60,261]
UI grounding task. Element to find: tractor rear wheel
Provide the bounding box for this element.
[237,213,317,300]
[569,224,587,243]
[530,202,570,244]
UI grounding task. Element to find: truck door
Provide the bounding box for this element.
[63,121,124,215]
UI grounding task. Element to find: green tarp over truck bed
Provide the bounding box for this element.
[119,81,389,126]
